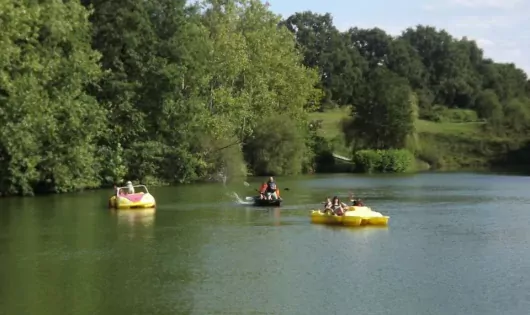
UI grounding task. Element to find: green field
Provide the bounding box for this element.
[309,108,486,140]
[308,107,351,140]
[307,108,519,170]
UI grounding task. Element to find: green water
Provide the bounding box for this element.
[1,172,529,315]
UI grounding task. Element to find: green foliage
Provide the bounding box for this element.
[423,105,479,123]
[283,12,365,108]
[0,0,321,196]
[0,0,105,195]
[503,98,530,132]
[475,89,503,122]
[353,149,414,173]
[343,68,415,149]
[2,1,530,195]
[244,115,312,176]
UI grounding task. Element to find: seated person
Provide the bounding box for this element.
[352,198,364,206]
[322,197,333,214]
[266,177,278,200]
[258,182,268,199]
[126,181,135,194]
[331,196,345,216]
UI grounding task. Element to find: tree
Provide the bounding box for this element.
[343,68,414,149]
[0,0,106,195]
[475,89,503,123]
[283,12,364,108]
[503,98,530,132]
[399,26,482,108]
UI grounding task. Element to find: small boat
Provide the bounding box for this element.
[310,206,389,227]
[108,184,156,210]
[252,196,282,207]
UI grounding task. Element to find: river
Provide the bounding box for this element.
[1,172,529,315]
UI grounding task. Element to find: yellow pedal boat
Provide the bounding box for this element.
[310,206,389,227]
[108,184,156,210]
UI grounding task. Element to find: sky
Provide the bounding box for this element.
[265,0,530,75]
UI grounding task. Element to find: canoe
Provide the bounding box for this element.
[253,197,282,207]
[108,184,156,210]
[310,206,389,227]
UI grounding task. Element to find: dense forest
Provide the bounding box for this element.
[1,0,529,196]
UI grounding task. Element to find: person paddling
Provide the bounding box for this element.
[266,176,279,200]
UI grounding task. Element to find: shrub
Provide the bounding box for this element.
[353,149,414,173]
[421,105,479,123]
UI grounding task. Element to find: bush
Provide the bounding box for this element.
[444,108,478,123]
[353,149,414,173]
[421,105,479,123]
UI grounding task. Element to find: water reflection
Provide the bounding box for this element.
[2,172,530,315]
[111,208,156,227]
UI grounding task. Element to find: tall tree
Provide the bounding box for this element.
[0,0,105,195]
[283,12,365,108]
[343,67,415,149]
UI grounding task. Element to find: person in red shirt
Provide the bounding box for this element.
[259,182,268,199]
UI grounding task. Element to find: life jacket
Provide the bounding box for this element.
[259,183,267,193]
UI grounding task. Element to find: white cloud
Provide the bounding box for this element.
[449,0,523,9]
[451,15,518,29]
[422,0,525,11]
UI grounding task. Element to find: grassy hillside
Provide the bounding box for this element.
[308,108,524,170]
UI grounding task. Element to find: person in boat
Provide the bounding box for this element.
[258,182,268,200]
[322,197,333,214]
[331,196,345,215]
[125,181,135,194]
[351,198,364,206]
[265,176,279,200]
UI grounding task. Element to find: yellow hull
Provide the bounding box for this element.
[108,194,156,210]
[310,211,345,225]
[310,210,389,227]
[360,216,389,226]
[343,216,363,226]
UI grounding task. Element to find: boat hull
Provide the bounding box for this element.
[109,193,156,210]
[360,216,389,226]
[253,197,282,207]
[310,210,389,227]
